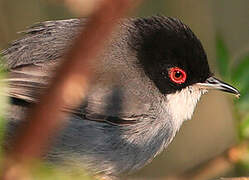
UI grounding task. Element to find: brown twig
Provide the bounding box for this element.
[2,0,140,179]
[166,143,249,180]
[63,0,101,16]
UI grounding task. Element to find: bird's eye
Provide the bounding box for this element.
[168,67,187,84]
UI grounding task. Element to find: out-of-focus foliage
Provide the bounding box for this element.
[216,36,249,117]
[30,162,96,180]
[216,36,249,174]
[216,36,230,79]
[232,55,249,112]
[0,55,8,155]
[0,55,8,176]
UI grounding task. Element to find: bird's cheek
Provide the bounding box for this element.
[166,86,203,126]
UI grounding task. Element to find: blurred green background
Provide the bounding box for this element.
[0,0,248,179]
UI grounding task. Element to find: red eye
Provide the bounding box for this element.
[168,67,187,84]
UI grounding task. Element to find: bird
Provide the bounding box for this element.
[1,16,240,179]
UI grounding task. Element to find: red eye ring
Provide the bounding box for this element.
[168,67,187,84]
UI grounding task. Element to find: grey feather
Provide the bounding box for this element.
[2,17,188,177]
[2,19,84,68]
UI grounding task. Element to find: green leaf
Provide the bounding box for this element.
[239,114,249,139]
[232,55,249,112]
[216,36,230,79]
[31,162,96,180]
[0,55,8,156]
[236,92,249,112]
[232,55,249,92]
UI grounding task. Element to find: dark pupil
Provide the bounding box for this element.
[174,71,182,78]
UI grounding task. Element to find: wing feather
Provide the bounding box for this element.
[1,19,151,125]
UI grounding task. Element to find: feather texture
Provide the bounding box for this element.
[2,16,210,177]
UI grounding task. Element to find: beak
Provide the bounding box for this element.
[197,76,240,98]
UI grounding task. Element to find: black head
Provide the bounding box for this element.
[130,16,211,94]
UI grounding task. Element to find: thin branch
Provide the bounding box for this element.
[2,0,140,179]
[166,144,249,180]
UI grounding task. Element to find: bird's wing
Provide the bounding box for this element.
[1,18,83,102]
[1,19,151,125]
[5,62,149,125]
[5,61,58,102]
[1,19,84,69]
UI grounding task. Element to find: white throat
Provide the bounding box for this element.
[166,85,207,130]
